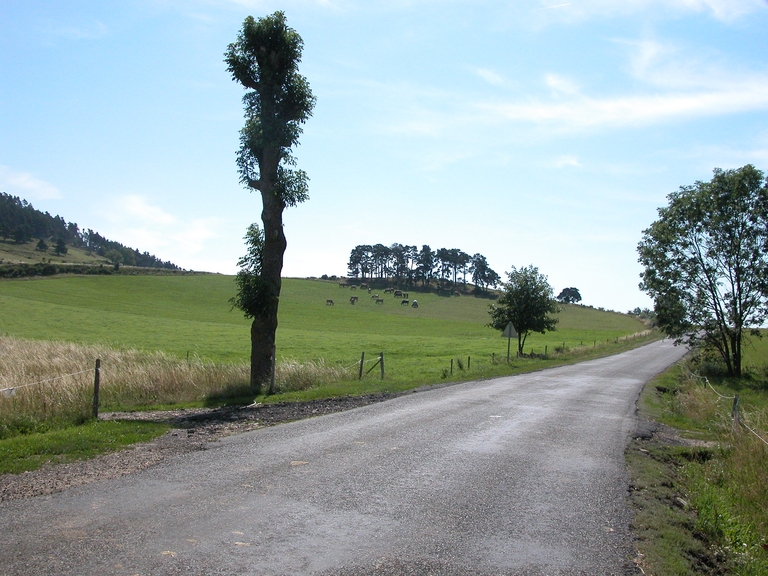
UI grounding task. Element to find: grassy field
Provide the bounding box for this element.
[0,274,654,472]
[0,274,648,378]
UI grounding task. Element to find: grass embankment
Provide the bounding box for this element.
[628,339,768,575]
[0,274,654,474]
[0,238,103,265]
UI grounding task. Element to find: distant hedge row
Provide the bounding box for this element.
[0,263,114,278]
[0,263,203,279]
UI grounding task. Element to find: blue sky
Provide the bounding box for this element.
[1,0,767,312]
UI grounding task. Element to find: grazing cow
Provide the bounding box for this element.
[360,283,368,290]
[401,299,409,306]
[339,283,347,288]
[326,299,334,306]
[394,290,403,297]
[370,294,379,299]
[350,295,358,304]
[375,298,384,305]
[384,288,394,294]
[350,285,358,290]
[411,300,418,308]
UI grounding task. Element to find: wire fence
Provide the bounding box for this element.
[0,368,92,397]
[687,368,768,448]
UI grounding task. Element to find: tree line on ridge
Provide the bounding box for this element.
[347,243,500,293]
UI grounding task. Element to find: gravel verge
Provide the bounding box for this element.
[0,393,396,501]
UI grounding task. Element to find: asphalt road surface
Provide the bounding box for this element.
[0,340,687,576]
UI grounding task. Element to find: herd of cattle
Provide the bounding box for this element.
[326,283,419,308]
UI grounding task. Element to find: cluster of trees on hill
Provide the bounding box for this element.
[0,193,179,270]
[347,243,500,293]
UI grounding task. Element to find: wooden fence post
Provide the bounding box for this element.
[467,356,471,370]
[732,394,741,432]
[92,358,101,419]
[359,351,365,380]
[379,352,384,380]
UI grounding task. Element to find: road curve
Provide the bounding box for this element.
[0,340,686,576]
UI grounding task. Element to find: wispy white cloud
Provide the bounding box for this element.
[554,155,581,167]
[114,195,177,226]
[482,79,768,130]
[53,20,109,40]
[532,0,765,23]
[476,68,505,87]
[0,166,62,200]
[100,195,226,266]
[618,37,738,91]
[196,0,349,10]
[545,73,580,95]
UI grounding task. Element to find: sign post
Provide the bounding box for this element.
[501,323,518,363]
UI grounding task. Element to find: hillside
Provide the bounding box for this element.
[0,275,651,382]
[0,238,106,266]
[0,193,178,269]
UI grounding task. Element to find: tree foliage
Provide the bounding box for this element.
[226,12,315,394]
[638,165,768,377]
[346,243,499,291]
[488,265,559,355]
[230,223,270,319]
[556,287,582,304]
[54,238,68,256]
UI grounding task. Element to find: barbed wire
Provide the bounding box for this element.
[0,369,91,396]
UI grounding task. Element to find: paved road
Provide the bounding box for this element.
[0,340,686,576]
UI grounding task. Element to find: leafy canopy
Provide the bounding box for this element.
[230,223,271,319]
[225,11,315,206]
[638,164,768,376]
[557,287,582,304]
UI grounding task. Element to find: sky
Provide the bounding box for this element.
[1,0,767,313]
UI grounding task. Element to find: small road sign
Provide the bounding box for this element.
[501,323,518,338]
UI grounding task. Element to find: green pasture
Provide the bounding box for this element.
[0,274,650,384]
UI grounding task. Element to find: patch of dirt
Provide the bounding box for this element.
[0,393,396,501]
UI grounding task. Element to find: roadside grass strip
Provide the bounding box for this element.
[628,342,768,575]
[0,420,170,475]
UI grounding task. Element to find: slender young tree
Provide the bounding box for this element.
[488,265,559,356]
[226,12,315,393]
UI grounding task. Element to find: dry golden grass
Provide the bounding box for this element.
[0,336,353,437]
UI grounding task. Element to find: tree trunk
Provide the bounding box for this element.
[249,168,287,395]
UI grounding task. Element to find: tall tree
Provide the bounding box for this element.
[470,253,500,294]
[488,265,559,356]
[638,165,768,377]
[416,245,435,286]
[226,12,315,393]
[54,238,68,256]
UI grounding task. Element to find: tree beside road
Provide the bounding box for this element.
[488,264,559,356]
[638,164,768,377]
[226,12,315,394]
